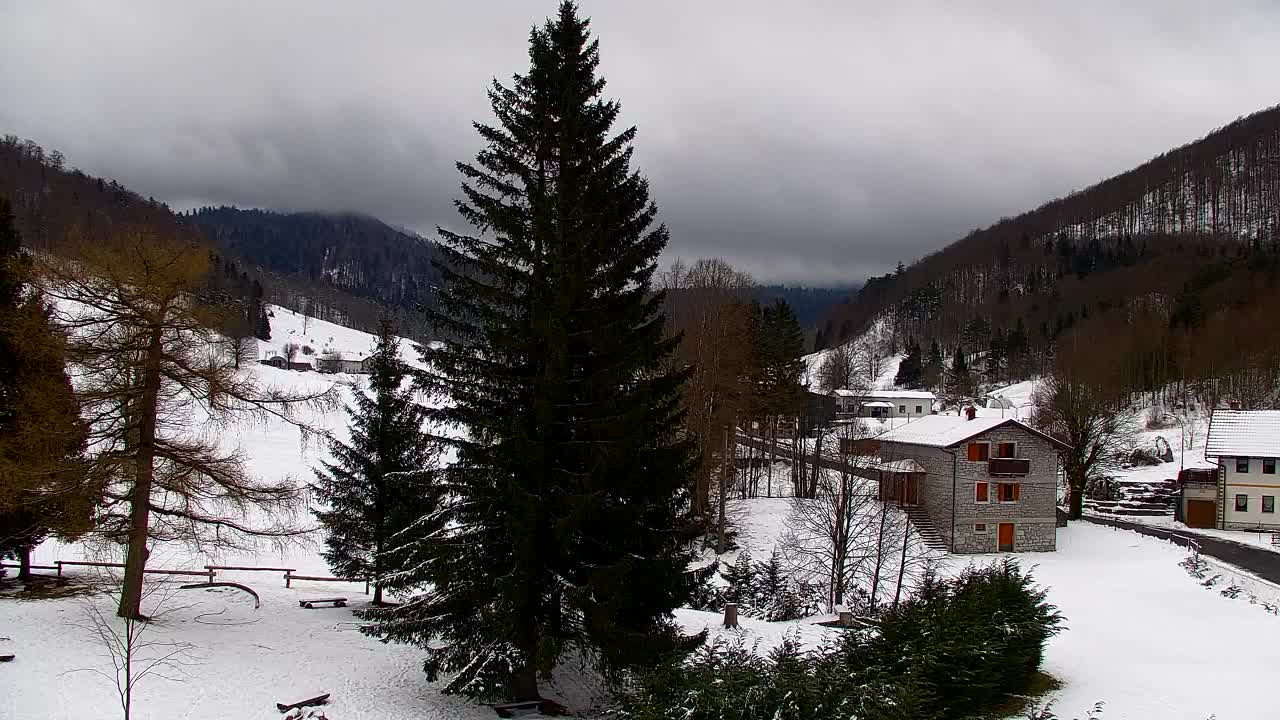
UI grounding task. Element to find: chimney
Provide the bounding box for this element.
[964,406,977,421]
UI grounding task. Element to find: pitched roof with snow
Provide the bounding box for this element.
[875,415,1068,450]
[832,389,937,400]
[1206,410,1280,458]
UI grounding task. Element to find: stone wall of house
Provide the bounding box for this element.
[878,442,956,545]
[883,423,1061,553]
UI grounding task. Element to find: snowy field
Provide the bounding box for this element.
[4,310,1275,719]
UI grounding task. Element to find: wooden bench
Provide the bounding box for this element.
[299,598,347,609]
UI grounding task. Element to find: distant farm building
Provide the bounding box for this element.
[832,389,936,419]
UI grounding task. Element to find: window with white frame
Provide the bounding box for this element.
[1264,496,1275,514]
[1237,457,1250,474]
[974,523,988,533]
[1235,494,1249,512]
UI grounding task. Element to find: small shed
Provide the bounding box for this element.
[1176,467,1219,529]
[260,356,286,369]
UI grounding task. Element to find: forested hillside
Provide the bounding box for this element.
[752,285,856,330]
[185,207,440,313]
[0,136,434,339]
[818,104,1280,408]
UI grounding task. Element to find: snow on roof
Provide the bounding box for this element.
[1206,410,1280,458]
[863,401,894,408]
[874,414,1061,450]
[831,389,936,400]
[861,457,925,473]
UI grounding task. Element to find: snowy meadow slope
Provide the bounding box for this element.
[4,309,1278,719]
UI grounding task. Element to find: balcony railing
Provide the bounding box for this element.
[988,458,1031,476]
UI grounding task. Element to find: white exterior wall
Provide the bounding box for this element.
[1219,456,1280,529]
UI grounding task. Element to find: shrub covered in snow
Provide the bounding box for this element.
[622,560,1063,720]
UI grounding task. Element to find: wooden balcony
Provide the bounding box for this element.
[988,457,1031,476]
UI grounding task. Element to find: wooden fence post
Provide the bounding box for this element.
[285,570,292,589]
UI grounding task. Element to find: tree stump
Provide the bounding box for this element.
[723,602,739,629]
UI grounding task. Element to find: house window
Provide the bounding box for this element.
[995,442,1017,459]
[1236,457,1250,474]
[1265,459,1277,475]
[967,442,990,462]
[998,483,1020,502]
[1264,496,1275,514]
[915,405,923,414]
[974,523,988,533]
[899,405,906,414]
[1235,494,1249,512]
[975,482,989,503]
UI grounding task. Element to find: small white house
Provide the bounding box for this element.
[317,351,372,375]
[1205,410,1280,531]
[832,389,936,419]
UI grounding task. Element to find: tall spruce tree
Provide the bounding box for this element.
[757,299,805,417]
[313,317,440,605]
[364,2,698,702]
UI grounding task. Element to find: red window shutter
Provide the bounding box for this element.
[1013,483,1021,501]
[976,482,988,502]
[968,443,981,462]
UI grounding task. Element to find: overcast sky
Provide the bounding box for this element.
[4,2,1279,284]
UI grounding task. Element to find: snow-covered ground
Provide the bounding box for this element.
[984,523,1280,719]
[6,306,1274,719]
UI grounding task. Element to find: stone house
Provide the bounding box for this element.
[874,412,1068,553]
[1205,410,1280,531]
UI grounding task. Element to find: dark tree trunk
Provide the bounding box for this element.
[509,662,540,702]
[17,545,32,581]
[118,329,163,620]
[1068,474,1086,520]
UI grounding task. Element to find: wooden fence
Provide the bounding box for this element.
[5,560,369,593]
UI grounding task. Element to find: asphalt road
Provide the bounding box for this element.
[1083,514,1280,584]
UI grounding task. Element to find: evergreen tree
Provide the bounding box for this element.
[0,196,92,580]
[1006,319,1029,379]
[721,547,758,609]
[757,299,805,417]
[363,3,698,701]
[986,330,1007,382]
[894,337,923,388]
[922,339,944,389]
[948,345,975,399]
[313,317,440,605]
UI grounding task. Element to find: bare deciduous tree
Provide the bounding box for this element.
[781,423,939,613]
[1032,369,1137,520]
[662,258,757,537]
[41,229,340,619]
[818,342,858,393]
[70,575,198,720]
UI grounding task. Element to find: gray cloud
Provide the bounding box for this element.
[4,0,1279,284]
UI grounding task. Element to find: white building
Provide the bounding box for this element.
[832,389,936,419]
[317,351,373,374]
[1205,410,1280,531]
